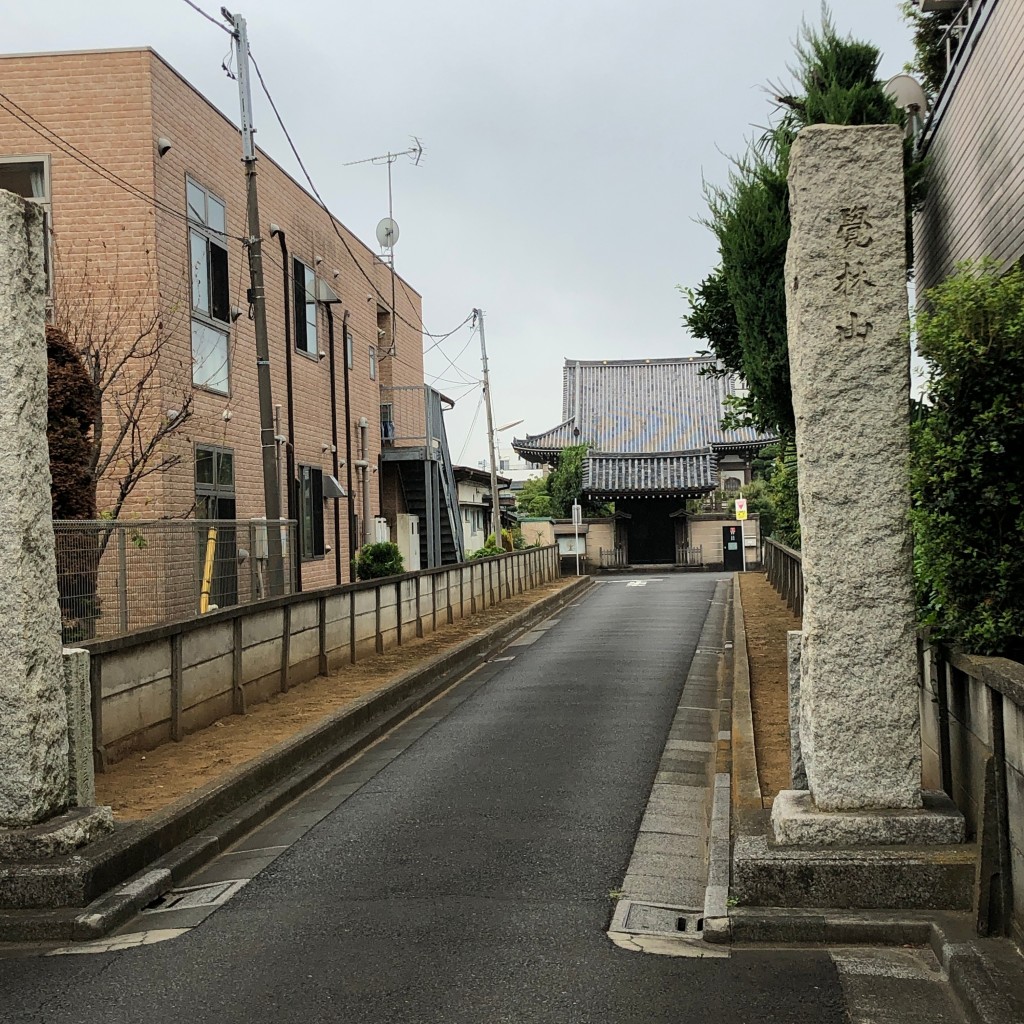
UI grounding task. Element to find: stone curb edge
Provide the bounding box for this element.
[702,582,1024,1023]
[1,576,593,943]
[702,578,735,944]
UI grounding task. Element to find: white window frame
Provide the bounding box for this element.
[186,176,230,395]
[0,154,52,299]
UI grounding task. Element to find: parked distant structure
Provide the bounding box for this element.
[914,0,1022,294]
[513,357,774,565]
[454,466,511,552]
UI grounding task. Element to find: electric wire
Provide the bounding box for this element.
[246,50,472,341]
[0,89,244,243]
[457,392,485,463]
[179,0,233,34]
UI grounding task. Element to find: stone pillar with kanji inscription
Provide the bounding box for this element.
[771,124,962,845]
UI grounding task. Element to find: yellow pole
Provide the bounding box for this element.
[200,526,218,613]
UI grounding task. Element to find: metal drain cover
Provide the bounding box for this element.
[144,879,247,912]
[621,901,704,937]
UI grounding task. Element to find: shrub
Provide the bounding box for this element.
[353,541,404,580]
[911,261,1024,658]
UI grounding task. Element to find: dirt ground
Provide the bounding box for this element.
[96,577,575,821]
[737,572,802,803]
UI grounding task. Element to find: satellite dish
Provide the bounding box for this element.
[884,74,929,139]
[376,217,400,249]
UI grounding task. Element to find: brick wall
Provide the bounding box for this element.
[0,47,427,592]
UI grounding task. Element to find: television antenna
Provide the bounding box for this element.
[343,138,424,357]
[884,75,929,147]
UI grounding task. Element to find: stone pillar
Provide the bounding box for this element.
[0,191,71,826]
[770,124,965,847]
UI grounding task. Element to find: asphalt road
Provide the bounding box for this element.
[0,574,847,1023]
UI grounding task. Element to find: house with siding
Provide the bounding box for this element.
[0,47,461,635]
[513,357,773,565]
[914,0,1024,294]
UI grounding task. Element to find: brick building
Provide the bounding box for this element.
[0,47,458,614]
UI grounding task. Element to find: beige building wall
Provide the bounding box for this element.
[915,0,1024,296]
[688,514,760,566]
[520,520,555,548]
[0,48,426,594]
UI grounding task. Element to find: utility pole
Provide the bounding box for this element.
[474,309,502,547]
[225,9,285,594]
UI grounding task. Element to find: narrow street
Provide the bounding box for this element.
[1,577,866,1021]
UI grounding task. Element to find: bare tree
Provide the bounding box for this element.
[51,244,195,523]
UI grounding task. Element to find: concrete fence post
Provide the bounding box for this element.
[415,575,423,638]
[396,580,403,646]
[318,595,328,676]
[232,617,245,714]
[171,632,184,741]
[281,605,292,692]
[349,590,357,665]
[374,587,383,655]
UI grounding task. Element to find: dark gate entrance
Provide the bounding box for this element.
[619,499,676,564]
[722,524,744,571]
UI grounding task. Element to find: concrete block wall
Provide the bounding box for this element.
[88,546,558,766]
[920,642,1024,944]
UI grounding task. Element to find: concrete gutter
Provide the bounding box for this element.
[0,576,592,943]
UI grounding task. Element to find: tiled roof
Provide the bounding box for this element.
[582,451,717,497]
[513,357,773,456]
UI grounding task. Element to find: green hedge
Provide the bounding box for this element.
[353,541,404,581]
[911,261,1024,658]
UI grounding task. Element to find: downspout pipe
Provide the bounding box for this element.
[272,225,301,592]
[358,417,371,546]
[343,312,355,572]
[326,305,342,585]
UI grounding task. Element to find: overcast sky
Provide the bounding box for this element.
[6,1,914,466]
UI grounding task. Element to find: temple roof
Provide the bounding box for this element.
[582,451,717,498]
[512,357,773,458]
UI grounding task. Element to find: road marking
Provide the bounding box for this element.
[491,656,516,662]
[626,581,647,588]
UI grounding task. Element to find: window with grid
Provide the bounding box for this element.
[369,344,377,381]
[187,179,230,394]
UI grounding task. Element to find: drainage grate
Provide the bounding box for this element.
[622,902,704,937]
[144,879,247,913]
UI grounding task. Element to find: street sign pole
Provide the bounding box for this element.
[735,497,748,573]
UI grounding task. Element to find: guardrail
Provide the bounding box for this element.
[762,537,803,617]
[82,545,560,769]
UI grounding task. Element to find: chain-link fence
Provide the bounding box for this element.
[53,519,298,643]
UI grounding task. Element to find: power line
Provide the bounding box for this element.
[0,89,244,243]
[246,50,471,342]
[179,0,233,34]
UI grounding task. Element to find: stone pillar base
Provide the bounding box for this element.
[0,806,113,861]
[771,790,965,847]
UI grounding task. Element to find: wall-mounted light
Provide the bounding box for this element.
[230,306,243,322]
[222,410,232,422]
[269,223,282,238]
[156,136,173,157]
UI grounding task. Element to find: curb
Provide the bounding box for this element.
[0,576,592,942]
[715,580,1024,1022]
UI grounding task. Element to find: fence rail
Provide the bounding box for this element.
[82,544,561,769]
[762,536,803,617]
[675,544,704,567]
[599,545,627,568]
[54,519,298,643]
